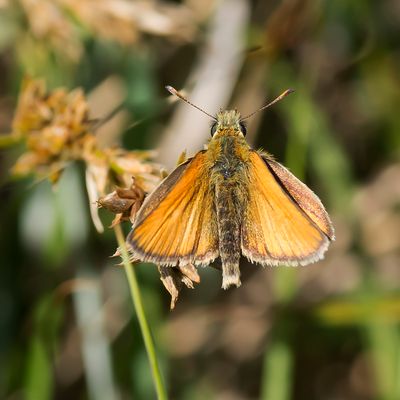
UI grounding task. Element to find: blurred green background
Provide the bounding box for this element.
[1,0,400,399]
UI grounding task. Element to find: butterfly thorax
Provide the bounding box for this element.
[207,110,251,178]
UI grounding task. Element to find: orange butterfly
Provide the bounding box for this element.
[128,87,334,289]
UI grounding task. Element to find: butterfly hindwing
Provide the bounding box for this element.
[129,151,219,266]
[241,151,332,266]
[265,156,334,240]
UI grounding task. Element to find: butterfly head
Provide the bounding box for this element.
[211,110,247,137]
[165,85,293,139]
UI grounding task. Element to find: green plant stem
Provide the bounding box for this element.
[114,224,167,400]
[261,338,292,400]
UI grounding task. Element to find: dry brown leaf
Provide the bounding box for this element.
[158,265,200,310]
[98,178,146,226]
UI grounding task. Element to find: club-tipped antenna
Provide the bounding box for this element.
[165,85,216,120]
[241,88,294,121]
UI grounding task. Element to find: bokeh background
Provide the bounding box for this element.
[1,0,400,399]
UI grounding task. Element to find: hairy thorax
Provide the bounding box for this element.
[207,131,250,182]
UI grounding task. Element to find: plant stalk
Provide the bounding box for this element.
[114,224,167,400]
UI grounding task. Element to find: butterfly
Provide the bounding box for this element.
[128,86,334,289]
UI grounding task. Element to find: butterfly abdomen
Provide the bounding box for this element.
[215,182,242,289]
[210,135,250,289]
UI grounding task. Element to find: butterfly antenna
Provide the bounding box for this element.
[165,85,216,120]
[241,88,294,120]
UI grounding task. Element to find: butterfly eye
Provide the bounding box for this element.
[239,122,247,136]
[210,122,217,136]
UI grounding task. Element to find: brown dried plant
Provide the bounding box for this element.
[8,77,199,307]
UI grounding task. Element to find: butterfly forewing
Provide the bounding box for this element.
[241,151,331,265]
[129,151,219,266]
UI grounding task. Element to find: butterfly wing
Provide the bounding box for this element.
[266,156,334,240]
[128,151,219,266]
[241,151,333,266]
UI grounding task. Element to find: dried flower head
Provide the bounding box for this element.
[11,78,91,182]
[8,77,198,308]
[10,77,161,226]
